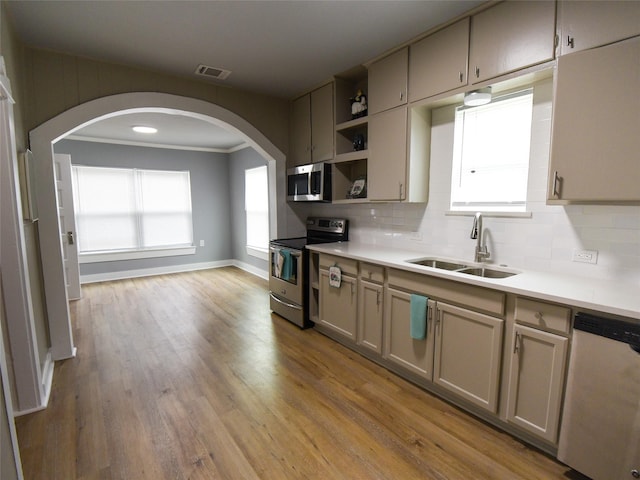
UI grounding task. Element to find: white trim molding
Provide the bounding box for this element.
[233,260,269,280]
[80,259,268,284]
[80,246,197,263]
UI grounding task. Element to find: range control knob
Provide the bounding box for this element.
[631,469,639,478]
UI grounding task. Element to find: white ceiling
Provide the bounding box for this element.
[6,0,483,149]
[66,112,249,152]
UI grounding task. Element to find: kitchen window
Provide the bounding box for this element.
[72,165,194,261]
[450,89,533,213]
[245,165,269,259]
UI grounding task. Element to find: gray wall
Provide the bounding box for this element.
[55,139,232,276]
[229,147,269,272]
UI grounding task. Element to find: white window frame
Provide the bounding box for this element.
[72,165,195,263]
[245,165,269,260]
[450,88,534,214]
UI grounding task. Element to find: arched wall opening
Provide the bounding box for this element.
[30,92,285,362]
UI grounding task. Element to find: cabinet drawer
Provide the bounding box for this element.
[387,269,505,317]
[319,254,358,276]
[515,297,571,335]
[359,262,384,283]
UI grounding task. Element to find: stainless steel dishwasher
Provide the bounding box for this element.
[558,312,640,480]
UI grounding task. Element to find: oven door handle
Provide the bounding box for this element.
[269,293,303,310]
[269,247,302,258]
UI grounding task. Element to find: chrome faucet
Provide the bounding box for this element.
[470,212,490,263]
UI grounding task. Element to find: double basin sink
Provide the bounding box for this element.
[407,257,519,279]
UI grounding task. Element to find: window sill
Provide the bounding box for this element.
[79,246,196,264]
[446,210,532,219]
[246,246,269,261]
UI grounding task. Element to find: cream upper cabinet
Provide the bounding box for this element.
[433,302,504,413]
[506,324,568,444]
[384,287,436,379]
[409,18,469,102]
[548,36,640,202]
[368,48,408,115]
[289,83,334,167]
[290,94,311,167]
[557,0,640,56]
[368,106,408,201]
[469,1,556,84]
[310,83,334,163]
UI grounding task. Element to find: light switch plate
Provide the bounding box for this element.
[572,249,598,264]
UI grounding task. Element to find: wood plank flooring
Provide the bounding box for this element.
[16,267,582,479]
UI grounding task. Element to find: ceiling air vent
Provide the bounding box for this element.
[195,64,231,80]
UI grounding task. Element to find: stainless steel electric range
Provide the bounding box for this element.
[269,217,348,328]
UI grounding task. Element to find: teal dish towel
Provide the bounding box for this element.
[410,294,428,340]
[280,249,293,281]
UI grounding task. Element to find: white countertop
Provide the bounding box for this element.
[307,242,640,321]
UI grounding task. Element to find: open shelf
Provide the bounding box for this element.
[332,158,367,202]
[332,150,368,164]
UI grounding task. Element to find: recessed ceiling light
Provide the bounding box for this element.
[132,125,158,134]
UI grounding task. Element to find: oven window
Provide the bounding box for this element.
[271,249,298,285]
[288,173,309,197]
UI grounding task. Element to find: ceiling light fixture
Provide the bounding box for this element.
[463,87,492,107]
[132,125,158,134]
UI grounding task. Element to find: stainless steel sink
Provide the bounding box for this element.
[407,257,519,279]
[407,258,469,271]
[457,267,518,278]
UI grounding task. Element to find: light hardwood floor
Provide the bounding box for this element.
[16,267,582,479]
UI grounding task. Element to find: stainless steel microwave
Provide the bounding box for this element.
[287,163,332,202]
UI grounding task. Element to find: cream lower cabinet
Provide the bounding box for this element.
[317,255,358,342]
[383,287,435,379]
[506,324,568,444]
[433,302,504,413]
[357,263,384,354]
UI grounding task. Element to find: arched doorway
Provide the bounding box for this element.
[30,92,285,362]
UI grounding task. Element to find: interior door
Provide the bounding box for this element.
[54,153,81,300]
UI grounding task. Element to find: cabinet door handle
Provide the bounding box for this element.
[376,290,380,307]
[552,171,562,198]
[400,91,404,101]
[513,332,521,354]
[459,71,463,83]
[399,182,404,199]
[567,35,575,49]
[475,66,480,78]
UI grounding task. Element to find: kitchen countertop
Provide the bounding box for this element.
[307,242,640,321]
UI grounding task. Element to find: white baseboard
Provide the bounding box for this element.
[14,350,54,417]
[80,259,268,284]
[232,260,268,280]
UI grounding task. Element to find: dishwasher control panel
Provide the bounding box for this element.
[575,313,640,348]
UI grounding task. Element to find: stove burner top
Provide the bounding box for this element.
[270,217,349,251]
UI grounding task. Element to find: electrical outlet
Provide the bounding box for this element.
[199,240,205,247]
[410,231,423,241]
[572,249,598,264]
